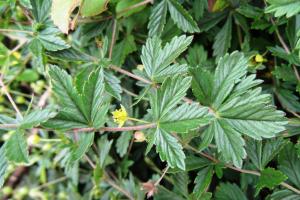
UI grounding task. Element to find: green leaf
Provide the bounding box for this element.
[190,67,214,106]
[167,0,200,33]
[67,132,94,167]
[265,0,300,18]
[20,107,57,129]
[141,35,192,82]
[246,138,288,170]
[116,0,146,18]
[160,103,212,133]
[279,142,300,188]
[30,0,51,23]
[81,0,109,17]
[212,51,248,109]
[5,130,29,164]
[148,0,168,37]
[275,87,300,112]
[270,189,300,200]
[206,52,286,166]
[48,65,88,128]
[0,145,8,188]
[168,155,211,173]
[154,128,185,170]
[213,15,232,58]
[215,183,247,200]
[210,119,246,168]
[112,34,137,66]
[38,34,70,51]
[256,168,287,194]
[98,135,113,167]
[81,68,108,128]
[16,69,39,82]
[116,132,132,157]
[149,75,191,120]
[193,166,214,198]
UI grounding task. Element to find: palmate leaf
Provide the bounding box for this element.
[167,0,200,33]
[5,130,29,164]
[191,52,287,167]
[141,35,192,82]
[265,0,300,18]
[45,65,108,130]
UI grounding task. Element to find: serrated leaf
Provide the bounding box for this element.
[149,75,191,120]
[265,0,300,18]
[81,0,109,17]
[67,132,94,167]
[81,68,108,128]
[167,0,200,33]
[0,145,8,188]
[194,52,287,167]
[246,138,288,170]
[193,166,214,198]
[256,168,287,194]
[270,189,300,200]
[51,0,80,34]
[190,67,214,106]
[212,51,248,109]
[213,15,232,58]
[160,103,212,133]
[211,119,246,168]
[148,0,168,37]
[5,130,29,164]
[20,107,57,129]
[48,65,88,126]
[279,142,300,188]
[154,128,185,170]
[112,34,137,66]
[98,135,113,167]
[215,183,247,200]
[116,132,132,157]
[168,155,211,173]
[30,0,51,23]
[141,35,192,82]
[38,34,70,51]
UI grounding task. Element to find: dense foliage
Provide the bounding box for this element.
[0,0,300,199]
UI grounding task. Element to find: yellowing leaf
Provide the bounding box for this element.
[51,0,81,34]
[81,0,109,17]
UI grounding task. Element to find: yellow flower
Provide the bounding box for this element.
[12,51,21,59]
[255,54,264,63]
[112,105,128,127]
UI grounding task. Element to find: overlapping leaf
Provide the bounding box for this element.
[45,65,108,130]
[191,52,287,167]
